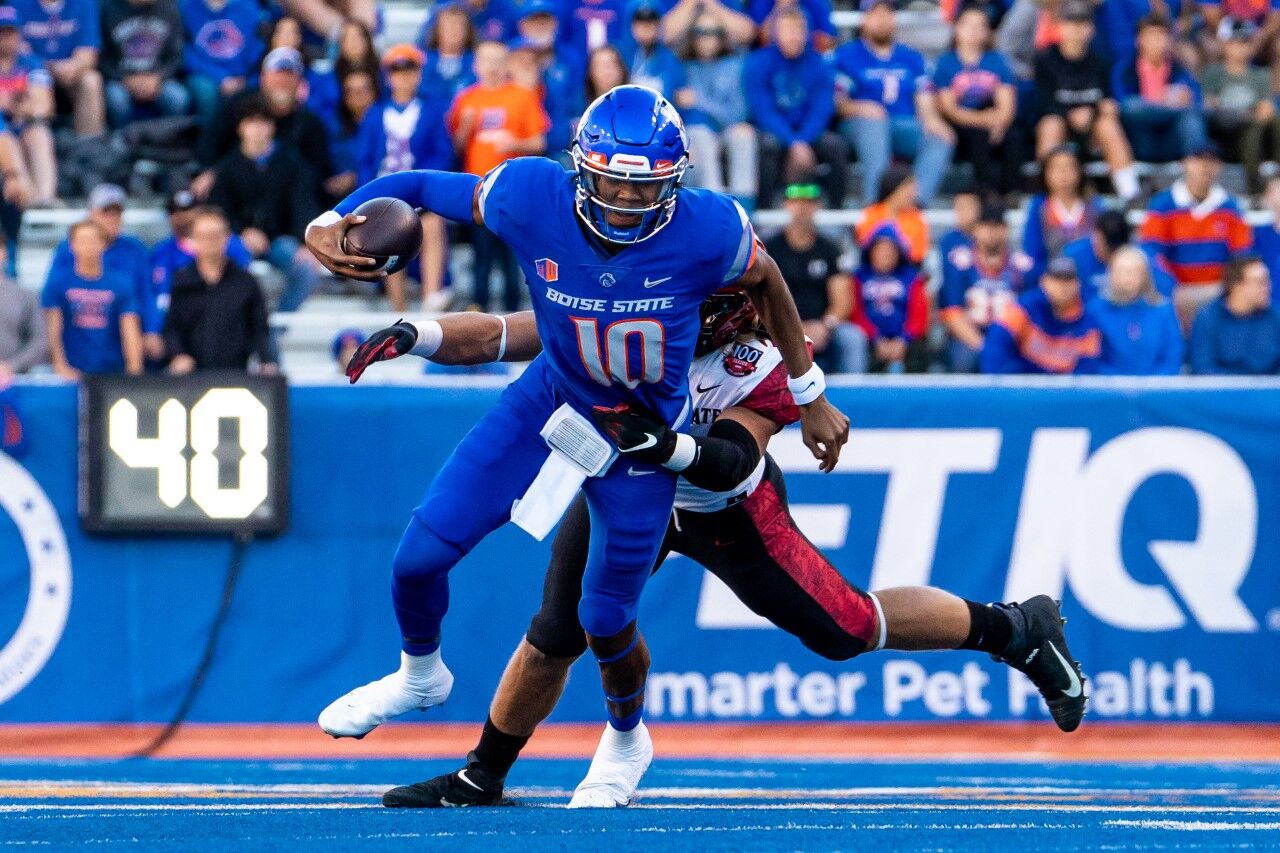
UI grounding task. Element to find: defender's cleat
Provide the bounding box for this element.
[567,722,653,808]
[317,661,454,738]
[995,595,1087,733]
[382,754,506,808]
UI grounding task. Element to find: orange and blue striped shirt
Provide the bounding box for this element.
[1139,182,1252,288]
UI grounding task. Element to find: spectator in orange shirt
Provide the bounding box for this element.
[855,164,929,265]
[447,40,550,310]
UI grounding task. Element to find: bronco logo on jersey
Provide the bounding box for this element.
[535,258,559,282]
[724,343,762,377]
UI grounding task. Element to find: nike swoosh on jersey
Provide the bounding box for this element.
[696,382,723,393]
[1047,641,1083,698]
[643,276,672,288]
[627,467,656,476]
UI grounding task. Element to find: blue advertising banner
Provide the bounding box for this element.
[0,378,1277,725]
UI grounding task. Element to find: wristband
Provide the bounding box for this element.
[306,209,342,235]
[662,433,698,472]
[409,319,443,358]
[787,363,825,405]
[496,314,508,361]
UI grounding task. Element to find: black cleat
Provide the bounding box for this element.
[382,754,507,808]
[994,595,1088,733]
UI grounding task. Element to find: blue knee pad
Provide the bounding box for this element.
[391,515,465,654]
[578,591,637,639]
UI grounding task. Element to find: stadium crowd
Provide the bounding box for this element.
[0,0,1278,381]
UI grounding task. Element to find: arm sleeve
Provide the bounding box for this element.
[1033,53,1057,117]
[980,321,1020,373]
[161,288,187,357]
[158,7,185,78]
[738,360,801,426]
[719,198,757,285]
[77,0,101,50]
[744,53,795,144]
[333,168,481,224]
[355,109,379,188]
[1229,212,1254,255]
[679,417,763,492]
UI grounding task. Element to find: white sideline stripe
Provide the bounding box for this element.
[1105,820,1280,831]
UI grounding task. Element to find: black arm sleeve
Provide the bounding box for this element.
[680,418,763,492]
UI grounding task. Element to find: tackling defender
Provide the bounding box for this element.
[304,85,848,805]
[343,294,1089,808]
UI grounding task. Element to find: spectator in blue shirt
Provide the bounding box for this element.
[835,0,954,205]
[513,0,584,154]
[750,0,836,50]
[11,0,104,135]
[566,0,628,55]
[1189,255,1280,374]
[1021,145,1102,273]
[330,69,377,180]
[418,2,478,102]
[149,188,254,332]
[180,0,264,130]
[357,44,452,312]
[0,7,55,207]
[1112,15,1207,163]
[42,220,143,378]
[746,7,847,206]
[981,256,1103,374]
[1090,245,1184,374]
[933,6,1023,195]
[48,184,157,357]
[622,1,687,98]
[677,14,756,208]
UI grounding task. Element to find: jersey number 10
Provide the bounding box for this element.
[573,318,665,389]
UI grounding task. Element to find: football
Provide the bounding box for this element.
[342,197,422,274]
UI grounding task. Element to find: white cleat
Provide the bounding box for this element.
[567,722,653,808]
[318,653,454,739]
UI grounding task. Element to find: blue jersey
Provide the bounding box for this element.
[933,50,1014,111]
[50,234,153,332]
[13,0,101,61]
[40,266,138,374]
[479,157,755,424]
[833,40,931,120]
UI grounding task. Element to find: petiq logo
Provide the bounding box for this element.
[697,427,1258,634]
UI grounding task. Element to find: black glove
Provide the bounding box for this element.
[590,403,676,464]
[346,320,417,384]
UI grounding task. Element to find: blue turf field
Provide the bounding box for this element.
[3,758,1280,851]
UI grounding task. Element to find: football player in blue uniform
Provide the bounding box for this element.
[304,85,849,804]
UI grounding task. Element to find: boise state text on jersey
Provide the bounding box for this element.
[477,155,755,426]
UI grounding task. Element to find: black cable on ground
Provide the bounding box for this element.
[132,531,251,759]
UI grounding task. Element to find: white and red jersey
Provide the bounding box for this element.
[675,336,801,513]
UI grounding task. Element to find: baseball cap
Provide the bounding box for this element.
[1188,140,1223,160]
[1059,0,1093,22]
[507,35,541,52]
[1222,16,1259,40]
[1095,209,1131,250]
[332,328,367,360]
[860,0,895,11]
[1045,256,1079,279]
[166,189,196,214]
[88,183,126,212]
[382,43,425,69]
[518,0,560,19]
[784,180,823,201]
[0,6,21,29]
[262,46,304,75]
[631,1,662,21]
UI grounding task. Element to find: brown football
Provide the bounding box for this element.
[342,197,422,274]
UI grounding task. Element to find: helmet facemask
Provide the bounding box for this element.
[572,144,688,245]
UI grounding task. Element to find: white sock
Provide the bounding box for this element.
[1113,166,1140,201]
[399,649,445,693]
[602,721,646,750]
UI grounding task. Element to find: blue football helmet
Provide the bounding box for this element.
[571,85,690,244]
